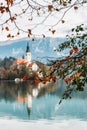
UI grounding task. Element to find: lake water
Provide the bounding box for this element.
[0,80,87,130]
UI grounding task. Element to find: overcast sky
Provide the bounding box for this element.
[0,0,87,43]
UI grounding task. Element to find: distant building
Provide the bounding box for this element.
[14,42,39,72]
[25,42,32,63]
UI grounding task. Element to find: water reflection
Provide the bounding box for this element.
[0,80,57,120]
[0,80,87,121]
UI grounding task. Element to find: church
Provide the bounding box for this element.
[14,42,39,72]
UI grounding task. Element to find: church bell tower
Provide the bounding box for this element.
[25,42,31,62]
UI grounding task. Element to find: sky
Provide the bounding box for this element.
[0,37,67,62]
[0,0,87,43]
[0,0,87,60]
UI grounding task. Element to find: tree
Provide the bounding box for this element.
[0,0,87,100]
[50,24,87,102]
[0,0,87,40]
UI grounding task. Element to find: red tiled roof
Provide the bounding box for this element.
[14,58,27,65]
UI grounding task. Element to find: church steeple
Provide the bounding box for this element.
[26,42,30,53]
[25,42,31,62]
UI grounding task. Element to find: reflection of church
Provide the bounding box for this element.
[0,79,56,120]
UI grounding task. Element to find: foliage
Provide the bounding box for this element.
[50,25,87,102]
[0,0,87,40]
[0,0,87,101]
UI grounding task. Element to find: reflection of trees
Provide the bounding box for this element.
[0,80,56,119]
[0,81,87,103]
[0,80,56,102]
[0,80,87,120]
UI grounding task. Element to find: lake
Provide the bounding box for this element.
[0,80,87,130]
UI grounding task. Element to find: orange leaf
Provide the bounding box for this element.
[28,29,32,35]
[75,72,81,78]
[74,6,78,10]
[61,20,65,24]
[78,59,82,64]
[51,76,56,82]
[7,0,13,6]
[11,17,16,22]
[64,77,70,84]
[5,26,9,31]
[22,76,28,80]
[52,30,56,34]
[62,2,67,6]
[84,57,87,61]
[56,8,59,11]
[17,32,20,35]
[69,75,74,81]
[69,49,73,55]
[48,5,53,11]
[7,33,11,38]
[73,46,78,53]
[44,76,51,81]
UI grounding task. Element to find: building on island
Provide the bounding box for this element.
[13,42,51,82]
[14,42,39,72]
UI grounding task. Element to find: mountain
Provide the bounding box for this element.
[0,57,15,68]
[0,37,66,63]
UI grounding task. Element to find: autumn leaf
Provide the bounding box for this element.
[11,17,16,22]
[44,76,51,81]
[0,7,5,13]
[52,30,56,34]
[5,26,9,31]
[48,5,53,11]
[7,0,13,6]
[69,49,73,55]
[75,72,81,78]
[28,17,33,21]
[22,76,28,80]
[74,6,78,10]
[28,29,32,35]
[78,59,82,64]
[62,2,67,6]
[61,20,65,24]
[56,8,59,11]
[35,77,42,83]
[7,33,11,38]
[73,46,78,53]
[11,35,14,38]
[64,77,70,84]
[84,57,87,61]
[69,75,74,81]
[17,32,20,35]
[5,7,9,12]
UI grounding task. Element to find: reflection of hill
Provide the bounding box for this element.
[0,80,56,102]
[0,81,87,120]
[0,81,87,103]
